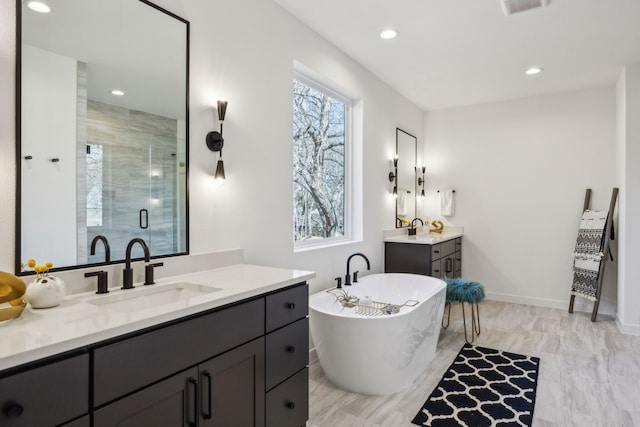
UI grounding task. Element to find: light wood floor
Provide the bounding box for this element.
[307,300,640,427]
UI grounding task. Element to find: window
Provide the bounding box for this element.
[293,74,351,247]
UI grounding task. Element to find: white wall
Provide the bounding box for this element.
[616,65,640,334]
[21,45,78,267]
[423,88,617,313]
[0,0,423,294]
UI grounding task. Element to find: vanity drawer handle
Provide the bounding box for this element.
[286,302,296,310]
[434,250,440,254]
[286,401,296,410]
[5,402,24,419]
[286,345,296,353]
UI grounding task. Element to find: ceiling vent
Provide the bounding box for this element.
[501,0,550,16]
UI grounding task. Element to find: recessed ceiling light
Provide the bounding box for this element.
[25,1,51,13]
[525,67,543,75]
[110,89,125,96]
[379,29,398,40]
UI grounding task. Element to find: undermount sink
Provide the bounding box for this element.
[87,282,222,312]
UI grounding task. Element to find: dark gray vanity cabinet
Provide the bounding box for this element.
[385,237,462,279]
[0,281,309,427]
[0,353,89,427]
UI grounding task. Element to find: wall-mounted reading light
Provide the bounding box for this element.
[388,156,398,197]
[206,100,228,181]
[417,165,426,199]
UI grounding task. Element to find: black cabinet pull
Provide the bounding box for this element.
[446,258,453,273]
[286,401,296,410]
[5,402,24,419]
[434,250,440,254]
[187,377,198,427]
[286,302,296,310]
[139,209,149,229]
[287,345,296,353]
[202,371,212,420]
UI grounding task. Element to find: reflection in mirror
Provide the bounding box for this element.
[395,129,417,227]
[17,0,189,273]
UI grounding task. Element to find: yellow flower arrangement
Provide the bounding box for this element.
[21,259,54,280]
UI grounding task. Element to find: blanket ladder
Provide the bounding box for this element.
[568,188,618,321]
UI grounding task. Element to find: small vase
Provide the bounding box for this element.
[24,275,66,309]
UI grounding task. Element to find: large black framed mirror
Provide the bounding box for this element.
[15,0,189,274]
[395,128,417,227]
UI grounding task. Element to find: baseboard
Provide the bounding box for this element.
[309,347,318,364]
[484,291,616,316]
[616,317,640,336]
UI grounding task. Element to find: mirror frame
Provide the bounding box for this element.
[14,0,190,275]
[395,128,417,227]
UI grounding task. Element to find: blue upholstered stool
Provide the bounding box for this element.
[441,278,485,343]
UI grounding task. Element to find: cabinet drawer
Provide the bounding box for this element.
[455,237,462,252]
[432,240,456,261]
[0,354,88,427]
[431,259,442,278]
[266,283,308,332]
[266,317,309,390]
[266,367,308,427]
[94,298,264,406]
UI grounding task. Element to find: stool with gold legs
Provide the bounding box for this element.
[441,278,485,343]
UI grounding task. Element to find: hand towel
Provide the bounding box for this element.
[397,189,407,216]
[440,189,454,216]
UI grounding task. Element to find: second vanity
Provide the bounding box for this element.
[0,264,314,427]
[384,228,463,278]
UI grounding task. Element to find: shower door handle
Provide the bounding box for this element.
[139,209,149,229]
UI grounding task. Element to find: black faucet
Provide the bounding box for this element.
[90,235,111,262]
[408,218,424,236]
[122,238,150,290]
[344,252,371,286]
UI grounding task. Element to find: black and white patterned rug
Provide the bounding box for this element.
[412,343,540,427]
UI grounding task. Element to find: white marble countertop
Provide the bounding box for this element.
[0,264,315,372]
[384,226,463,245]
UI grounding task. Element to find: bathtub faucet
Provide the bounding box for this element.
[345,252,371,286]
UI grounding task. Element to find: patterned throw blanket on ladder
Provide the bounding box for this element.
[571,210,608,301]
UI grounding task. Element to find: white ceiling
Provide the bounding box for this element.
[273,0,640,111]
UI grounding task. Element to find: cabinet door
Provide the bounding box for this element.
[94,367,198,427]
[199,337,265,427]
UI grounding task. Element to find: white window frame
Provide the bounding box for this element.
[293,70,355,251]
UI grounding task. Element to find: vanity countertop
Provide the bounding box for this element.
[384,226,463,245]
[0,264,314,372]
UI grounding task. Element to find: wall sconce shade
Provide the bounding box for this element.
[207,100,228,181]
[215,157,225,181]
[389,156,398,196]
[418,165,426,199]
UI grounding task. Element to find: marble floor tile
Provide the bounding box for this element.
[308,300,640,427]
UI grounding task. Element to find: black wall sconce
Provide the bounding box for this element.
[417,165,426,199]
[206,100,228,181]
[388,156,398,197]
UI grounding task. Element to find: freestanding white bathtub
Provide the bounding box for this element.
[309,273,446,395]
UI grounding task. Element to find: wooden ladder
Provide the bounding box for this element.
[568,188,618,321]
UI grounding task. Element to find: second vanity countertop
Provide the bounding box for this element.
[0,264,315,372]
[384,226,463,245]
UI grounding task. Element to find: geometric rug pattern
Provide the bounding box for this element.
[412,343,540,427]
